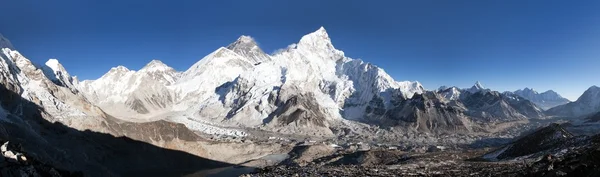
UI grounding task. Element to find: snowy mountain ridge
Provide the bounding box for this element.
[69,27,427,135]
[512,88,570,110]
[0,28,569,138]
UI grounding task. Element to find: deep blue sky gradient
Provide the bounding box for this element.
[1,0,599,100]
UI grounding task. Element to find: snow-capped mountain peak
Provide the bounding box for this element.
[576,85,600,103]
[98,65,133,80]
[139,60,174,72]
[295,27,343,60]
[474,81,484,89]
[440,86,462,101]
[467,81,486,93]
[44,59,70,78]
[228,35,256,46]
[298,26,331,47]
[226,35,270,64]
[521,87,538,94]
[513,88,570,110]
[41,59,77,89]
[111,65,130,72]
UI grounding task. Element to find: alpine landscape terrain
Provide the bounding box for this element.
[2,1,600,177]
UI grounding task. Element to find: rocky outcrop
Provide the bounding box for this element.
[483,123,574,160]
[0,141,82,177]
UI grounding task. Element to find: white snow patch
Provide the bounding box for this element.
[45,59,61,73]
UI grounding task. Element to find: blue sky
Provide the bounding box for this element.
[0,0,599,100]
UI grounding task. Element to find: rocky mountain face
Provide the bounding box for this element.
[546,86,600,117]
[511,88,570,110]
[1,28,556,139]
[436,82,545,122]
[462,89,544,121]
[483,123,574,160]
[0,33,250,176]
[2,27,599,176]
[77,60,180,120]
[23,27,552,137]
[585,111,600,122]
[75,27,433,136]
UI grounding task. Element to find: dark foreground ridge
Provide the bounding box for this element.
[0,81,234,176]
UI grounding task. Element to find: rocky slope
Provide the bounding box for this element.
[77,27,431,136]
[0,140,81,177]
[438,82,545,122]
[0,33,267,176]
[512,88,570,110]
[77,60,179,120]
[74,28,553,137]
[546,85,600,117]
[248,123,600,177]
[482,123,574,160]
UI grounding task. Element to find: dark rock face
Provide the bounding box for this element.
[586,111,600,122]
[493,123,574,160]
[0,141,82,177]
[103,116,203,143]
[267,93,328,128]
[462,91,544,121]
[384,91,470,133]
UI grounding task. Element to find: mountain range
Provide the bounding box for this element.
[3,27,597,138]
[1,26,600,176]
[510,88,570,110]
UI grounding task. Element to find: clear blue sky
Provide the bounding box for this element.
[1,0,599,100]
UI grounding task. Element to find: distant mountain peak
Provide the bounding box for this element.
[467,81,486,93]
[513,87,570,110]
[298,26,333,48]
[516,87,539,95]
[42,59,74,86]
[225,35,270,64]
[45,59,65,73]
[523,87,536,92]
[438,85,449,91]
[140,60,174,72]
[294,26,344,60]
[109,65,131,73]
[227,35,258,49]
[474,81,484,89]
[576,85,600,102]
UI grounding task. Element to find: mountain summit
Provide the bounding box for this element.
[513,88,570,110]
[226,35,271,64]
[140,60,175,72]
[546,86,600,117]
[467,81,486,93]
